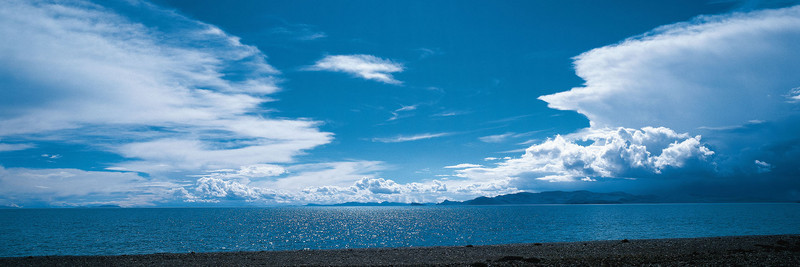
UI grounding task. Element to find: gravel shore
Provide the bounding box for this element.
[3,235,799,266]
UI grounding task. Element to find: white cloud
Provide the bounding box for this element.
[539,6,800,132]
[270,24,327,41]
[199,164,286,182]
[416,47,441,59]
[0,143,33,152]
[453,127,714,184]
[187,161,385,203]
[789,87,800,102]
[300,177,515,204]
[395,105,418,112]
[499,6,800,199]
[302,177,449,204]
[754,160,773,173]
[432,110,469,117]
[388,104,418,121]
[371,132,451,143]
[444,163,484,169]
[0,0,332,178]
[0,166,183,207]
[235,164,287,177]
[267,161,386,190]
[479,133,515,143]
[0,161,518,205]
[190,176,290,203]
[183,161,523,204]
[306,54,404,84]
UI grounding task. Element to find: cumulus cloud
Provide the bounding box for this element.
[183,162,516,204]
[306,54,404,84]
[300,177,519,204]
[402,5,800,201]
[186,161,385,203]
[181,159,523,204]
[512,5,800,200]
[190,176,291,203]
[539,6,800,132]
[454,127,714,185]
[302,177,449,203]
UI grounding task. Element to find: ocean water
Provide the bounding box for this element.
[1,203,799,257]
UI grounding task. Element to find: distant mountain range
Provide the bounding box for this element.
[438,190,660,205]
[291,191,800,207]
[304,191,662,206]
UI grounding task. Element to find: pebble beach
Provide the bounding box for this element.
[2,235,798,266]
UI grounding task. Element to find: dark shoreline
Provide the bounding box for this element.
[3,235,799,266]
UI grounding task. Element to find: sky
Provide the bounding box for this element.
[1,0,799,207]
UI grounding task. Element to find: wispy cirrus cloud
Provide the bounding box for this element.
[388,104,418,121]
[0,143,33,152]
[306,54,404,84]
[371,133,451,143]
[479,133,516,143]
[444,163,484,169]
[479,130,547,143]
[432,110,470,117]
[0,166,185,207]
[269,22,327,41]
[415,47,442,59]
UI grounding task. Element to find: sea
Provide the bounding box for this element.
[1,203,799,257]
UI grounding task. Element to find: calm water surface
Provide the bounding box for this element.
[1,203,799,257]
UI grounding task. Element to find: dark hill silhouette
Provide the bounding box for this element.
[438,190,660,205]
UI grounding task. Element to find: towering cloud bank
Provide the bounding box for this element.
[539,6,800,131]
[459,6,800,200]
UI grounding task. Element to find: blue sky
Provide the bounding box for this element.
[1,0,800,207]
